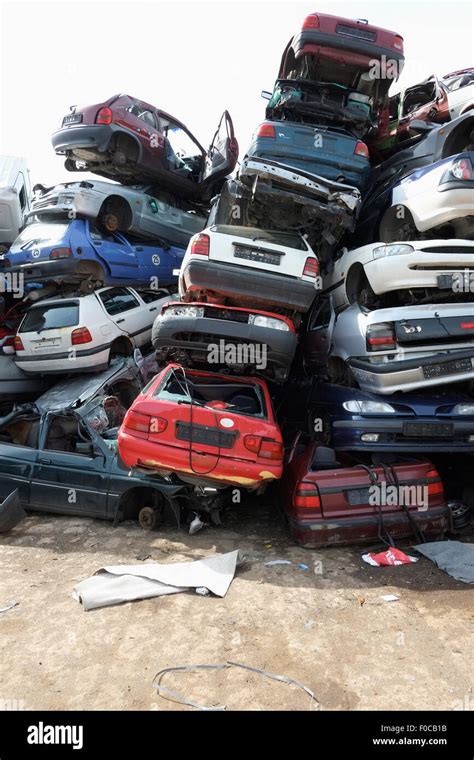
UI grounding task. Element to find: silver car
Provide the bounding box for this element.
[304,299,474,394]
[30,180,206,248]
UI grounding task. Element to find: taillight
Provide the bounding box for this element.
[190,233,210,257]
[461,322,474,330]
[123,410,167,438]
[392,35,404,51]
[426,469,444,497]
[71,327,92,345]
[149,416,168,434]
[354,141,369,158]
[244,435,283,460]
[303,257,319,278]
[302,13,319,29]
[13,336,24,352]
[95,107,113,125]
[256,123,276,139]
[49,247,72,259]
[451,158,473,180]
[294,481,321,509]
[366,323,396,351]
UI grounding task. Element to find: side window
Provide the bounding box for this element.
[15,173,27,212]
[139,290,168,304]
[165,124,201,159]
[0,417,39,447]
[309,298,331,330]
[45,415,92,455]
[127,105,157,128]
[99,287,140,315]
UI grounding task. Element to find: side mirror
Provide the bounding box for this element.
[261,90,272,101]
[410,119,434,134]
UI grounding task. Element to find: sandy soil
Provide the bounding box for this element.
[1,500,473,711]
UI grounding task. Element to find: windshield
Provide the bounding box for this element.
[214,225,307,250]
[14,222,69,246]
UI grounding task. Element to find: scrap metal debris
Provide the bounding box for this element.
[152,661,319,710]
[0,600,19,613]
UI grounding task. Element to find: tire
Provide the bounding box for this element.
[138,506,162,531]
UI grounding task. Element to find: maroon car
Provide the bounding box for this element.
[280,433,448,548]
[52,95,238,202]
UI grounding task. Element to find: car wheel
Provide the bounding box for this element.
[112,149,128,167]
[64,158,83,172]
[138,505,162,531]
[380,206,418,242]
[102,212,120,232]
[79,279,96,294]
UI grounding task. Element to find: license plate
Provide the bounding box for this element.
[33,339,60,350]
[347,487,371,506]
[336,23,376,42]
[175,422,235,449]
[423,358,472,379]
[62,113,83,126]
[233,245,282,266]
[403,422,454,438]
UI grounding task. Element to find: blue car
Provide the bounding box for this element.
[2,219,185,292]
[309,381,474,453]
[245,120,371,191]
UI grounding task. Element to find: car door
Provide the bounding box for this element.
[303,296,335,371]
[29,413,110,517]
[87,223,138,279]
[201,111,238,188]
[123,102,164,165]
[0,412,40,503]
[96,287,152,348]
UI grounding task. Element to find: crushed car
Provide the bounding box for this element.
[0,358,192,530]
[280,433,448,548]
[31,179,207,249]
[3,219,185,292]
[308,381,474,454]
[152,300,297,383]
[118,363,284,491]
[304,298,474,394]
[179,226,319,321]
[52,95,238,202]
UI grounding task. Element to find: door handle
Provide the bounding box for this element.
[38,458,51,465]
[116,318,125,324]
[149,307,157,312]
[135,247,143,251]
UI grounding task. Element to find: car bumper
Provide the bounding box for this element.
[403,187,474,232]
[349,349,474,394]
[14,346,110,375]
[118,432,282,489]
[152,314,297,379]
[51,124,116,154]
[288,505,448,548]
[1,259,76,283]
[331,417,474,452]
[181,259,317,312]
[364,252,474,296]
[291,30,404,67]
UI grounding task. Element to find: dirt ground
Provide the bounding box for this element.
[1,499,473,712]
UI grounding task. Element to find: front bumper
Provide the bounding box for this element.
[152,313,297,378]
[118,431,282,489]
[288,505,448,548]
[52,124,116,154]
[331,416,474,452]
[182,259,317,312]
[349,349,474,394]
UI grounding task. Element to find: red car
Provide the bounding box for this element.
[52,95,238,202]
[280,434,448,548]
[118,364,283,490]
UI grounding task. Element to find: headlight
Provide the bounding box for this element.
[248,314,290,331]
[453,403,474,415]
[373,244,414,259]
[57,194,75,204]
[160,305,204,320]
[343,400,396,414]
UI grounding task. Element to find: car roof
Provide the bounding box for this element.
[34,358,140,413]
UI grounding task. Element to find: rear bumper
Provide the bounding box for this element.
[349,349,474,394]
[332,417,474,452]
[181,259,316,312]
[292,30,404,65]
[118,431,282,489]
[52,124,116,154]
[364,253,474,295]
[14,346,110,375]
[288,505,448,548]
[2,259,76,283]
[152,314,297,378]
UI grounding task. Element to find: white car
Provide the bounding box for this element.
[179,225,320,317]
[30,179,206,249]
[13,286,170,374]
[324,239,474,311]
[379,153,474,241]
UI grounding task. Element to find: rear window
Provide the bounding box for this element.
[14,222,69,246]
[19,303,79,333]
[213,226,307,251]
[153,369,267,418]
